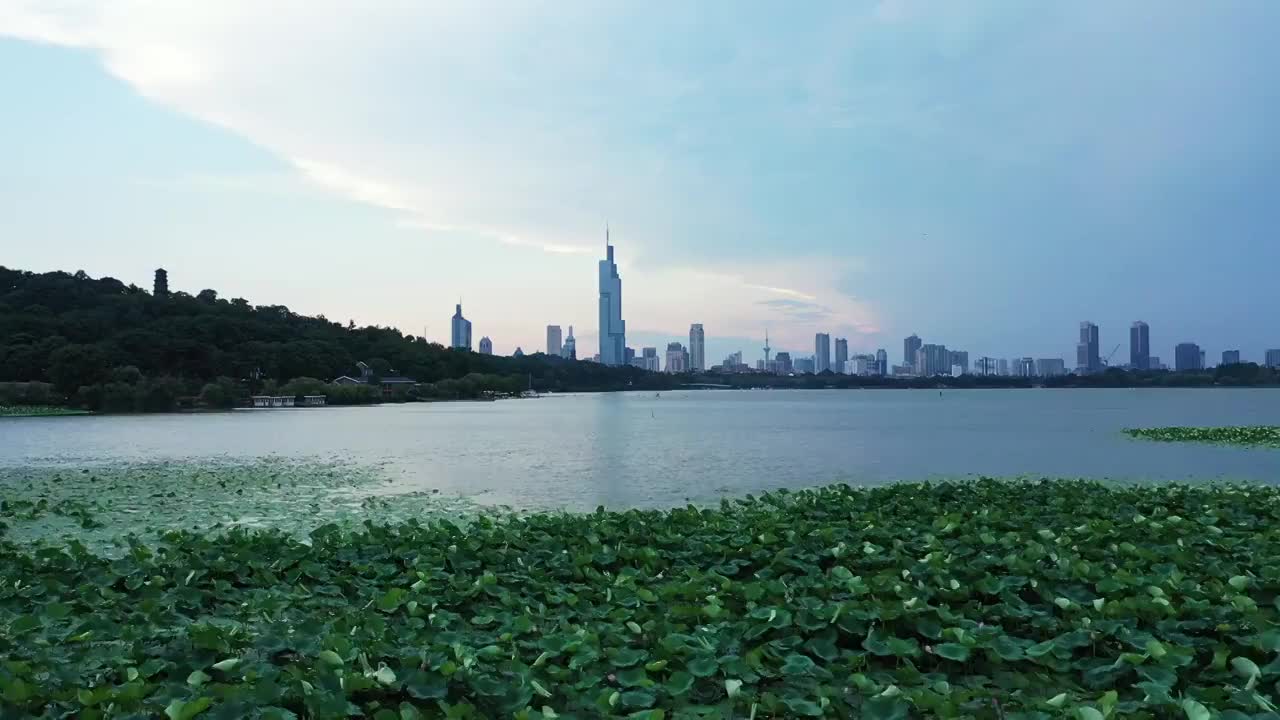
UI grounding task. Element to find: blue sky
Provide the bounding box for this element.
[2,1,1278,366]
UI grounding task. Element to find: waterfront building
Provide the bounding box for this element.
[689,324,705,372]
[1175,342,1202,371]
[834,338,849,373]
[1016,357,1036,377]
[1077,321,1100,374]
[876,349,888,376]
[916,344,950,377]
[450,303,472,350]
[794,357,815,374]
[1149,355,1164,370]
[641,346,659,371]
[546,325,562,357]
[1222,350,1240,366]
[1130,321,1150,370]
[1267,349,1280,368]
[665,342,689,373]
[774,351,793,374]
[948,350,970,374]
[598,234,626,365]
[904,334,922,372]
[561,326,577,360]
[1036,358,1067,377]
[815,334,831,373]
[997,358,1009,376]
[976,357,997,376]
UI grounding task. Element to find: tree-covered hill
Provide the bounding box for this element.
[0,266,671,409]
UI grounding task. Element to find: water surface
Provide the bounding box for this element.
[2,389,1277,510]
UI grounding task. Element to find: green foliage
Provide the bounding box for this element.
[199,377,241,409]
[0,266,674,412]
[1124,426,1280,448]
[0,381,60,406]
[3,477,1280,717]
[0,405,90,417]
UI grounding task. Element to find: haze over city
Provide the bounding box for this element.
[3,1,1278,364]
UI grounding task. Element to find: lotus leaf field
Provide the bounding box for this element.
[1124,426,1280,449]
[5,478,1280,719]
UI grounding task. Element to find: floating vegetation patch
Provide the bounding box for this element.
[3,478,1280,717]
[1124,426,1280,448]
[0,459,478,552]
[0,405,91,417]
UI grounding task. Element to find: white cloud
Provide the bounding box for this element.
[0,0,890,352]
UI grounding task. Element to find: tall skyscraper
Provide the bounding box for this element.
[597,232,626,366]
[561,326,577,360]
[546,325,562,357]
[917,344,950,376]
[1129,321,1150,370]
[625,347,636,367]
[997,358,1010,376]
[815,333,832,373]
[665,342,688,373]
[834,338,849,373]
[478,337,493,355]
[774,352,792,374]
[1175,342,1203,371]
[1267,349,1280,368]
[1077,322,1100,374]
[948,350,969,374]
[904,334,922,369]
[1222,350,1240,366]
[689,324,705,372]
[641,346,659,371]
[450,303,472,350]
[876,349,888,376]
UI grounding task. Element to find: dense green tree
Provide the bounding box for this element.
[0,265,673,410]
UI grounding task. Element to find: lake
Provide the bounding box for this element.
[2,388,1278,511]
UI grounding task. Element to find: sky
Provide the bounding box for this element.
[2,1,1278,367]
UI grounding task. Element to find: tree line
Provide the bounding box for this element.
[0,266,675,411]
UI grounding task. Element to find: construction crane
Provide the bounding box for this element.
[1101,344,1121,367]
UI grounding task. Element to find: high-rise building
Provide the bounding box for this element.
[478,337,493,355]
[1222,350,1240,366]
[1175,342,1203,371]
[1077,322,1100,374]
[775,352,793,374]
[1016,357,1036,377]
[977,357,998,376]
[641,346,659,371]
[875,349,888,376]
[1267,349,1280,368]
[546,325,562,357]
[665,342,689,373]
[794,357,815,374]
[904,334,922,370]
[916,344,950,376]
[624,347,636,367]
[948,350,970,374]
[1129,321,1150,370]
[997,358,1010,376]
[450,303,472,350]
[689,324,705,372]
[1149,356,1164,370]
[597,233,626,366]
[153,268,169,298]
[834,338,849,373]
[815,334,831,374]
[561,326,577,360]
[1036,358,1067,377]
[1200,349,1206,369]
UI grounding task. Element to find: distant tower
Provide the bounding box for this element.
[478,336,493,355]
[153,268,169,298]
[597,228,626,365]
[763,330,772,370]
[561,325,577,360]
[451,303,472,350]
